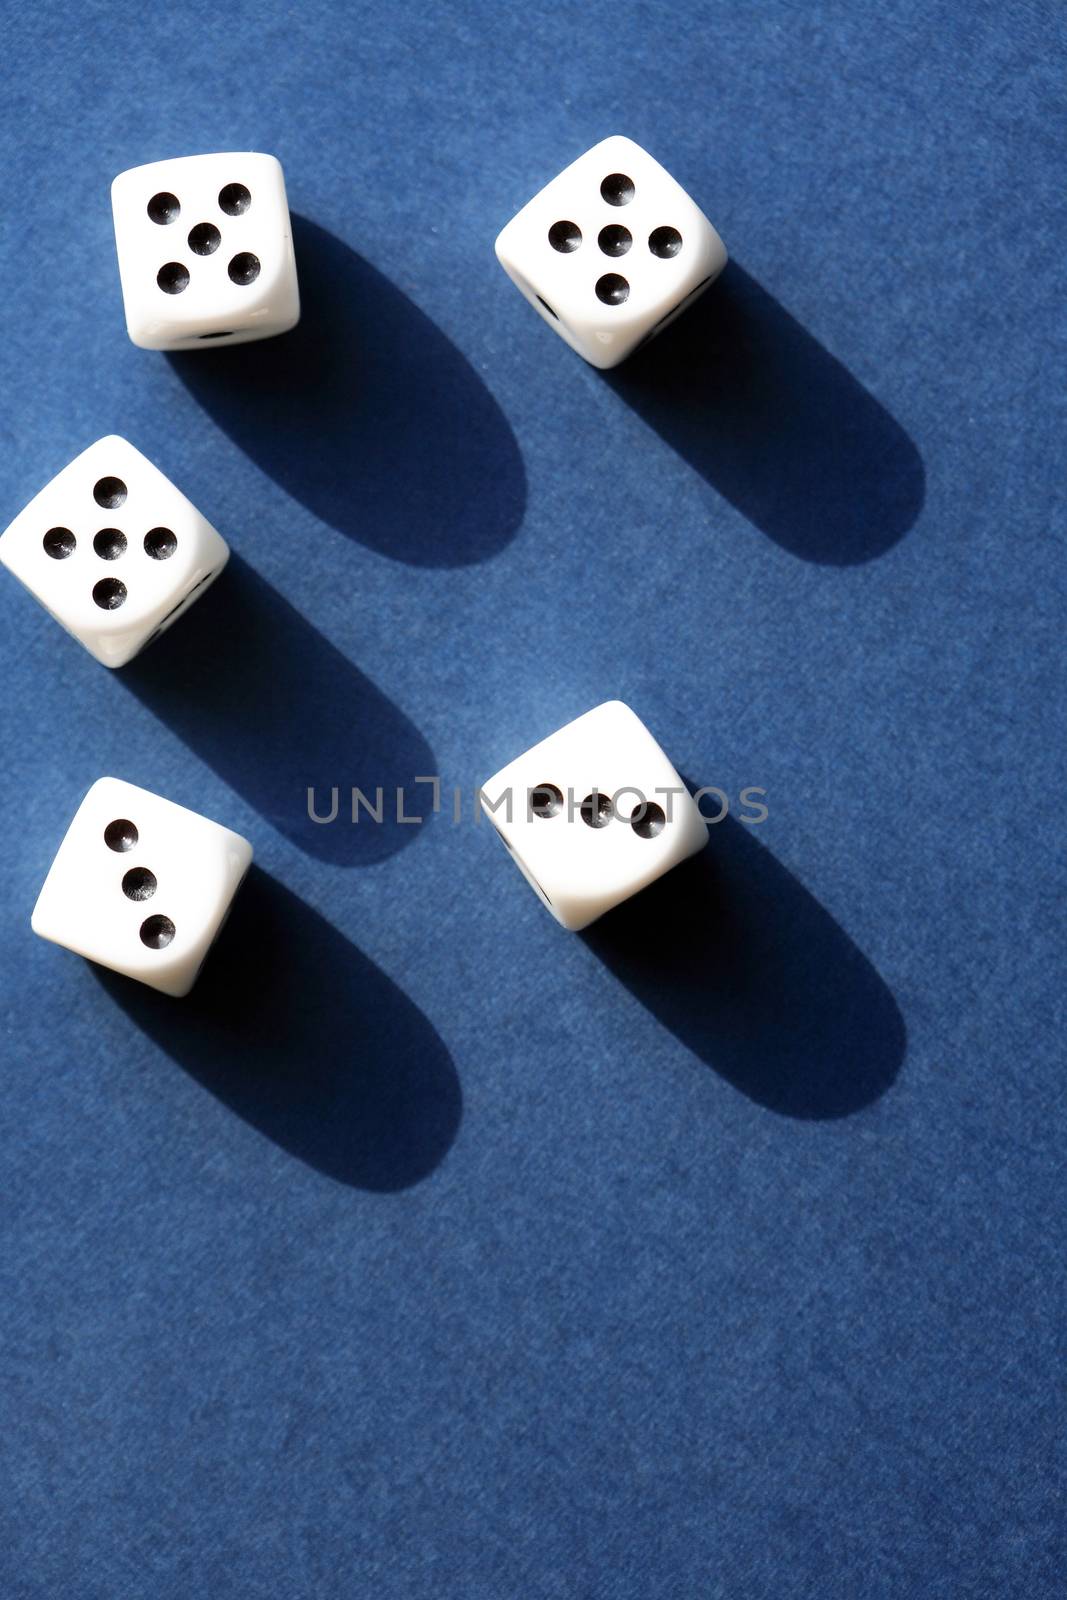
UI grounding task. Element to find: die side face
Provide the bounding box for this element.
[0,435,229,667]
[31,778,253,997]
[111,153,300,350]
[481,700,708,930]
[495,136,727,369]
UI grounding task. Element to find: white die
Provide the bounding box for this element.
[0,435,229,668]
[111,152,300,350]
[495,135,727,369]
[32,778,253,998]
[480,700,707,930]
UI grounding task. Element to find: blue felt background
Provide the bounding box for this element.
[0,2,1064,1595]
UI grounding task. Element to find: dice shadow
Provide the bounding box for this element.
[583,815,905,1118]
[94,868,462,1191]
[166,215,527,568]
[604,261,925,565]
[119,554,435,868]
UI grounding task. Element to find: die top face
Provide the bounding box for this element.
[111,152,300,349]
[31,778,253,998]
[495,136,727,367]
[0,436,229,668]
[481,700,708,929]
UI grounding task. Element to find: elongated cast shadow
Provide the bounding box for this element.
[95,870,462,1190]
[584,817,905,1117]
[167,216,527,567]
[606,262,925,565]
[120,555,434,867]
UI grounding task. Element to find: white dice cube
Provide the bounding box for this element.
[111,152,300,350]
[495,135,727,369]
[480,700,707,930]
[0,435,229,668]
[32,778,253,998]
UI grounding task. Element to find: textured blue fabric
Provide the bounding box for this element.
[0,2,1064,1595]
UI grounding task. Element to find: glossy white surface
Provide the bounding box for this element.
[111,152,300,350]
[495,135,727,369]
[480,700,707,930]
[32,778,253,998]
[0,435,229,668]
